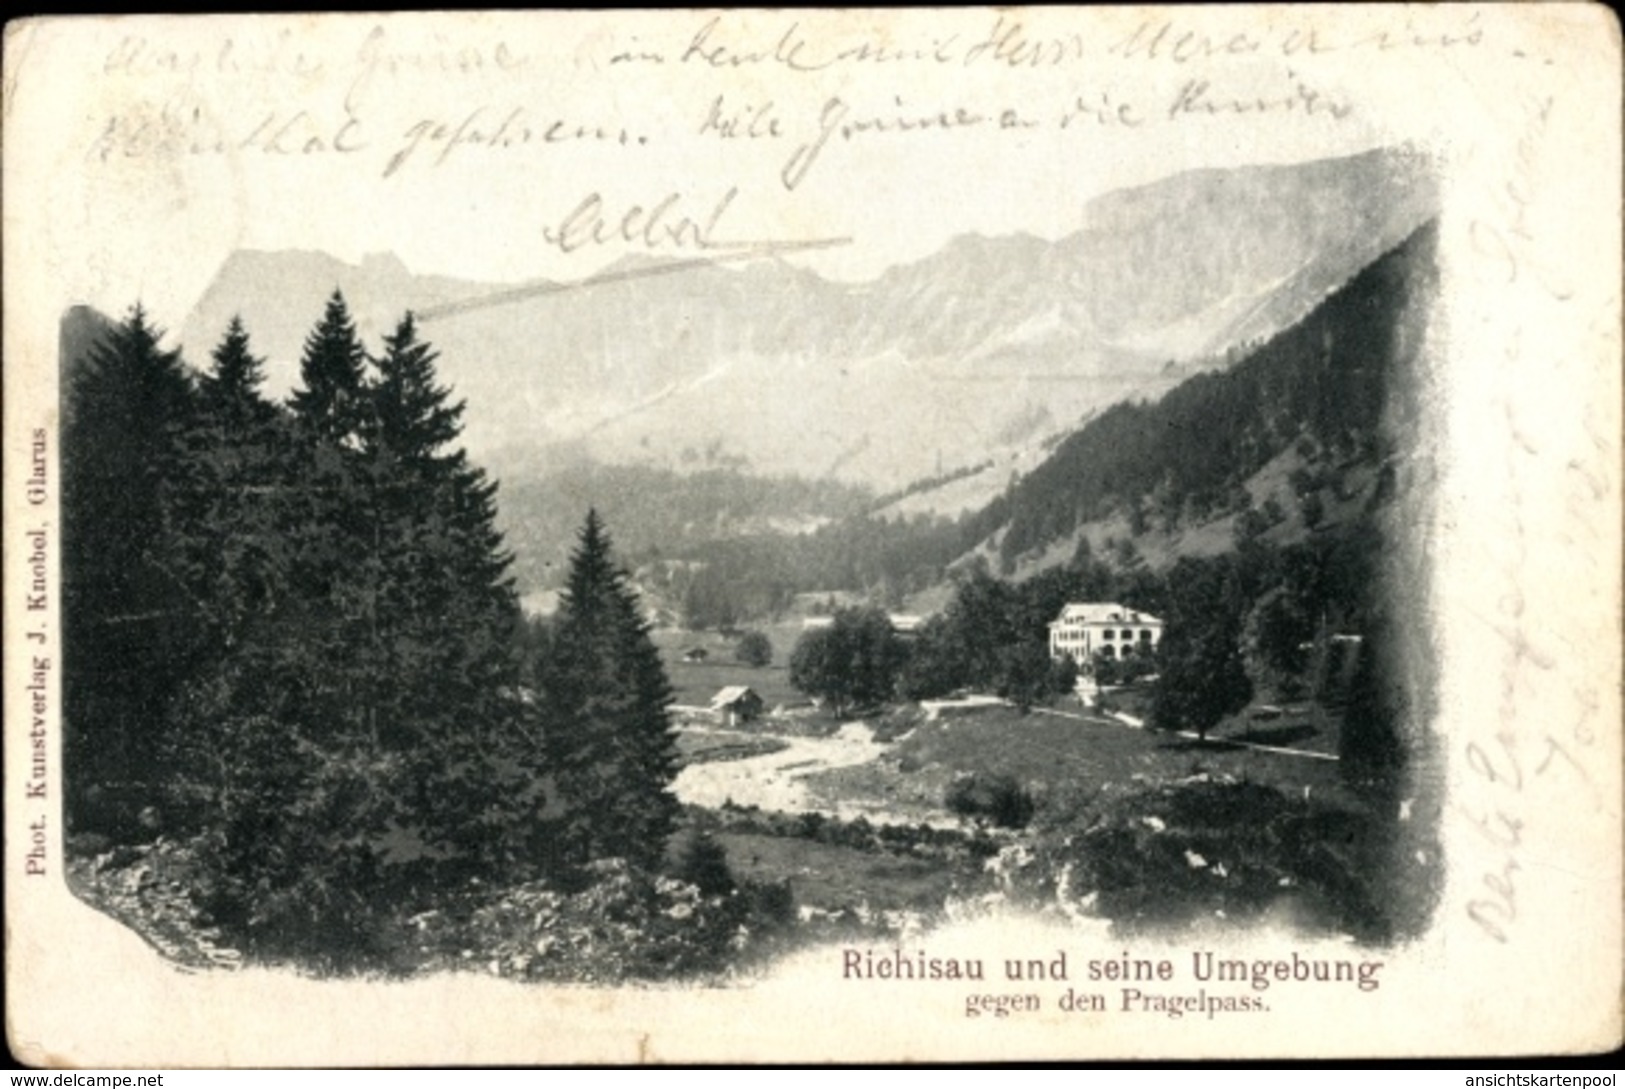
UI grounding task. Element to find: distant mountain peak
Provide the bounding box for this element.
[179,149,1437,493]
[361,251,410,275]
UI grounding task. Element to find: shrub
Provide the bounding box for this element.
[735,631,773,667]
[174,699,408,969]
[675,830,736,897]
[422,859,761,983]
[743,878,795,929]
[871,703,927,743]
[1028,778,1398,940]
[1233,507,1270,544]
[1301,491,1325,527]
[945,772,1035,830]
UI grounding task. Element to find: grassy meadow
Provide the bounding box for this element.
[804,703,1353,820]
[652,623,811,709]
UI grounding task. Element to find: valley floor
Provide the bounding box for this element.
[682,697,1353,827]
[673,722,917,822]
[66,693,1414,981]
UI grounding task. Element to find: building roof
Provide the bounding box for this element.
[709,686,761,709]
[1051,602,1163,626]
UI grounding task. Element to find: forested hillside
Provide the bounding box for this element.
[978,220,1438,573]
[498,460,873,595]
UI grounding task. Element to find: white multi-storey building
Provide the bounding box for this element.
[1048,602,1164,663]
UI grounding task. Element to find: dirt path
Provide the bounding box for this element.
[673,723,958,827]
[673,723,885,812]
[1030,705,1339,761]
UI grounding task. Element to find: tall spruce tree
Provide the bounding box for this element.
[368,312,461,471]
[174,307,535,955]
[361,314,530,866]
[171,317,292,648]
[544,511,679,872]
[198,316,274,428]
[62,304,199,832]
[280,289,375,723]
[290,290,368,446]
[165,306,397,955]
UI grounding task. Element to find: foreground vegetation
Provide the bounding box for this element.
[64,299,684,971]
[70,714,1426,979]
[805,706,1350,816]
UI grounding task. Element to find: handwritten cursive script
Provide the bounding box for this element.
[540,186,850,261]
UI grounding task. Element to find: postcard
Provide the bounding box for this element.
[4,7,1620,1065]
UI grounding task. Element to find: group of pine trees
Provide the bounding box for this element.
[63,294,679,959]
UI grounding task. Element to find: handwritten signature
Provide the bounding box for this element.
[409,188,850,322]
[542,186,777,255]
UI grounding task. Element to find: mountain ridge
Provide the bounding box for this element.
[959,218,1440,585]
[179,147,1437,492]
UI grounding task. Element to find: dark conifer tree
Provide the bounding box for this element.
[361,314,530,865]
[369,314,515,637]
[198,316,274,427]
[543,510,680,872]
[176,307,533,953]
[62,304,199,832]
[171,317,292,647]
[278,290,374,724]
[1340,610,1408,783]
[368,313,461,470]
[289,290,368,446]
[164,307,395,954]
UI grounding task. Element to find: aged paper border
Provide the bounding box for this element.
[5,7,1621,1065]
